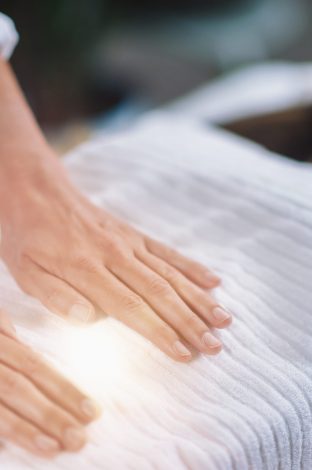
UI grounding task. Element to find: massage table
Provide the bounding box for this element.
[1,111,312,469]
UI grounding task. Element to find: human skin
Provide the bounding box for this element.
[0,309,100,457]
[0,59,231,457]
[0,56,232,452]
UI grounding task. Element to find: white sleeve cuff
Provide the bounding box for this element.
[0,12,19,60]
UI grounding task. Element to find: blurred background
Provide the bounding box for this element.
[1,0,312,157]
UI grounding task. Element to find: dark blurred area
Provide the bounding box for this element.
[1,0,312,157]
[0,0,246,125]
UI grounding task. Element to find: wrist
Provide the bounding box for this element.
[0,143,71,224]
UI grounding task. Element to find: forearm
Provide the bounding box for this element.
[0,59,70,220]
[0,58,46,148]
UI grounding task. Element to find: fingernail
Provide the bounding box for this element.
[35,435,60,452]
[204,271,220,284]
[69,304,93,323]
[212,306,231,323]
[173,340,192,358]
[202,332,222,349]
[63,427,86,450]
[81,398,101,419]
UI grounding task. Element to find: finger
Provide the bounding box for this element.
[0,401,60,458]
[66,260,192,361]
[0,334,101,425]
[0,309,17,340]
[108,256,222,355]
[0,363,87,451]
[136,250,232,328]
[144,236,221,288]
[19,264,96,324]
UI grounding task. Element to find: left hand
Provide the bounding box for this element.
[0,309,100,458]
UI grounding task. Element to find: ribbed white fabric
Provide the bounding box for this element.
[1,113,312,469]
[0,12,18,60]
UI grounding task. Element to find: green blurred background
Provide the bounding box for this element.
[1,0,312,149]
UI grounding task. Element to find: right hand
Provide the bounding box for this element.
[0,149,232,362]
[0,309,100,458]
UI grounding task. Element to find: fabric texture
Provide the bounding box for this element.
[0,12,18,60]
[1,113,312,469]
[168,63,312,124]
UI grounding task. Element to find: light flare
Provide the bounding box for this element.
[57,321,130,401]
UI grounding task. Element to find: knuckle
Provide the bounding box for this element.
[6,418,25,439]
[155,324,174,341]
[39,407,55,429]
[21,350,44,378]
[112,249,131,267]
[0,369,23,396]
[14,252,31,272]
[13,271,33,296]
[120,294,144,313]
[164,246,178,261]
[105,237,121,253]
[19,251,33,268]
[74,255,100,274]
[45,289,60,308]
[102,235,133,265]
[0,416,16,438]
[161,265,179,283]
[148,277,171,296]
[40,406,64,430]
[168,246,177,257]
[182,312,200,329]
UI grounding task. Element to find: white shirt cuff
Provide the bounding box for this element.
[0,12,19,60]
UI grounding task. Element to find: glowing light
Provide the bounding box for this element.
[57,320,131,401]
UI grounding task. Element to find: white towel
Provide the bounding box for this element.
[1,113,312,470]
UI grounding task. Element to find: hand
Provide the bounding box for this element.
[0,309,100,458]
[0,146,232,361]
